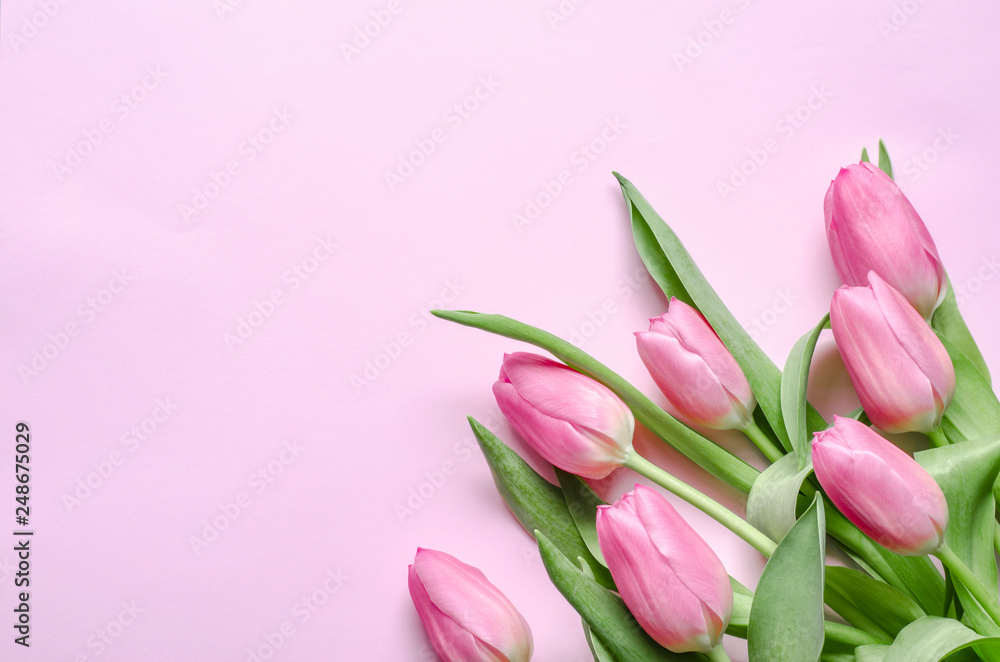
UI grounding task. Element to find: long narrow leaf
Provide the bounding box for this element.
[781,315,830,467]
[556,468,608,567]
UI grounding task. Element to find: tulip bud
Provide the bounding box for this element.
[830,271,955,433]
[492,352,634,479]
[825,161,947,319]
[596,485,733,653]
[812,416,948,556]
[635,298,756,430]
[408,548,534,662]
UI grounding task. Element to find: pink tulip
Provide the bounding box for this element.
[812,416,948,556]
[492,352,634,479]
[831,271,955,433]
[408,548,533,662]
[635,299,756,430]
[596,485,733,653]
[825,161,947,319]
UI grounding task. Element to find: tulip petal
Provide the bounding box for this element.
[631,486,733,627]
[636,332,743,428]
[499,353,634,443]
[812,419,947,556]
[411,550,533,662]
[596,505,716,653]
[813,441,943,555]
[493,380,628,479]
[825,163,946,318]
[869,273,955,412]
[830,286,939,432]
[409,564,496,662]
[824,180,859,285]
[658,300,756,409]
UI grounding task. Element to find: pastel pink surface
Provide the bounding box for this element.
[1,2,999,661]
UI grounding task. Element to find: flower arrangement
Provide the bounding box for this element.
[406,141,1000,661]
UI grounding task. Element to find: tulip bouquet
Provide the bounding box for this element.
[407,142,1000,661]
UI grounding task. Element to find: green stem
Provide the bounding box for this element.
[935,542,1000,630]
[706,643,732,662]
[926,426,949,448]
[624,453,776,557]
[741,419,786,463]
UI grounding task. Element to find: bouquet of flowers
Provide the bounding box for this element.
[405,142,1000,661]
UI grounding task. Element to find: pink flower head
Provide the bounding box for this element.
[596,485,733,653]
[825,161,947,319]
[831,271,955,433]
[635,298,756,430]
[492,352,634,479]
[812,416,948,556]
[408,548,533,662]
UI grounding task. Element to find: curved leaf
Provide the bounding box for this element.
[747,453,814,542]
[748,494,826,662]
[861,616,1000,662]
[781,314,829,467]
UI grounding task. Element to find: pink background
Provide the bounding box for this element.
[2,1,999,660]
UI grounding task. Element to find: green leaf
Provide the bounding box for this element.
[536,531,701,661]
[861,147,871,163]
[861,541,947,617]
[584,623,618,662]
[877,139,893,179]
[436,311,760,493]
[469,417,614,589]
[746,453,814,542]
[916,438,1000,637]
[855,645,887,662]
[938,332,1000,443]
[556,468,608,567]
[748,494,826,662]
[824,566,925,637]
[578,559,620,662]
[933,276,991,387]
[781,314,830,468]
[860,616,1000,662]
[615,172,829,454]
